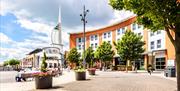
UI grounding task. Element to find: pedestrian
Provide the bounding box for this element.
[147,66,152,75]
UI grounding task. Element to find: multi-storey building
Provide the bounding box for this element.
[69,16,175,70]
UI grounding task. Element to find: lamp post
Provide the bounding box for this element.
[80,5,89,68]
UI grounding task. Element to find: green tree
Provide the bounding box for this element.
[95,42,115,69]
[115,31,145,72]
[8,59,20,66]
[109,0,180,90]
[83,47,94,68]
[41,52,47,72]
[3,61,9,66]
[67,48,81,67]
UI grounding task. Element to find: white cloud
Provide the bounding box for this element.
[0,0,135,62]
[0,33,13,44]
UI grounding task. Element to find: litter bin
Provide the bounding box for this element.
[167,66,176,77]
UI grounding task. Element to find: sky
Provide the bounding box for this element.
[0,0,134,62]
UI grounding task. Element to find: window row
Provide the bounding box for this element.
[90,35,98,41]
[103,32,111,39]
[150,30,161,36]
[132,23,142,30]
[117,27,126,35]
[150,39,161,49]
[91,43,98,49]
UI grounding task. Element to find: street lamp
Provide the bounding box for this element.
[80,5,89,68]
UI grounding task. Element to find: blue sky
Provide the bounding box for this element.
[0,0,133,62]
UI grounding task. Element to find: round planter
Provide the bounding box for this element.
[35,76,52,89]
[75,71,86,80]
[88,70,96,75]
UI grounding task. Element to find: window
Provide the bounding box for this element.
[54,63,57,68]
[108,41,111,44]
[78,38,81,43]
[150,32,154,36]
[117,29,121,35]
[132,23,136,30]
[91,36,94,41]
[138,33,141,36]
[157,39,161,48]
[117,38,120,41]
[104,33,106,39]
[108,32,111,38]
[150,41,154,49]
[122,27,125,34]
[95,43,98,48]
[49,63,53,68]
[91,44,94,48]
[138,25,141,29]
[78,45,81,50]
[155,58,165,69]
[49,49,52,54]
[95,35,98,40]
[157,30,161,34]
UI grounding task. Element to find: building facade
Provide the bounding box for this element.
[22,47,62,70]
[69,16,175,70]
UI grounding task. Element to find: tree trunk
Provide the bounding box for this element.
[175,31,180,91]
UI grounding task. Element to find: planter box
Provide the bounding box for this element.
[75,71,86,80]
[35,76,52,89]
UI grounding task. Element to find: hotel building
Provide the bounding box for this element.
[69,16,175,70]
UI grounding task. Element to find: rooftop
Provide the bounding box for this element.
[69,15,136,34]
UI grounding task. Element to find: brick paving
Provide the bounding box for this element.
[60,71,177,91]
[0,71,177,91]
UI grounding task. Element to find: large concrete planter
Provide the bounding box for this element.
[35,76,52,89]
[75,71,86,80]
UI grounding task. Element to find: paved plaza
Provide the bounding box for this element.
[0,71,177,91]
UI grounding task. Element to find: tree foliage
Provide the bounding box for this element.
[41,52,47,72]
[83,47,94,67]
[3,61,9,66]
[109,0,180,90]
[95,42,114,62]
[115,31,145,63]
[67,48,81,65]
[8,59,20,66]
[109,0,179,32]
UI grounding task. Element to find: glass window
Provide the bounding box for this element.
[108,41,111,44]
[157,39,161,48]
[49,49,52,54]
[78,38,81,43]
[104,33,106,39]
[138,25,141,29]
[108,32,111,38]
[117,29,121,35]
[95,43,98,48]
[95,35,98,40]
[151,41,154,49]
[91,36,94,41]
[91,44,94,48]
[157,30,161,34]
[138,33,141,36]
[155,58,165,69]
[54,63,57,68]
[122,27,125,34]
[150,32,154,36]
[78,45,81,50]
[132,23,136,30]
[49,63,53,68]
